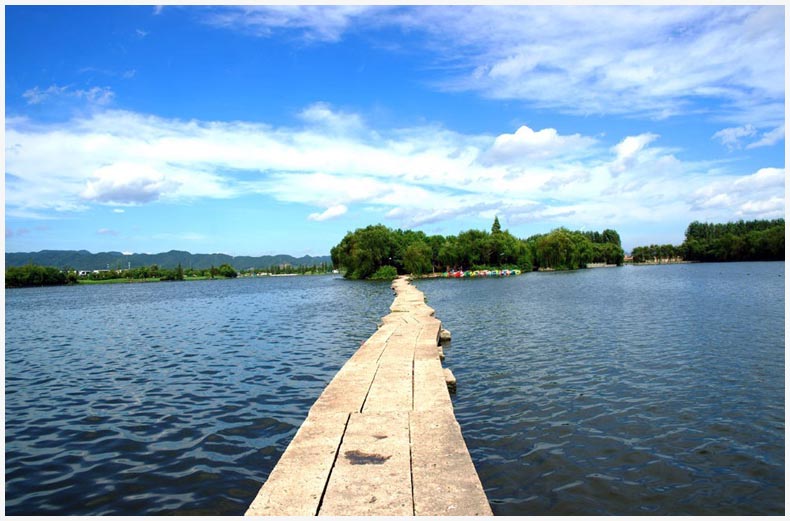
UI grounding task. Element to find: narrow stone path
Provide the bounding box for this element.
[245,276,492,516]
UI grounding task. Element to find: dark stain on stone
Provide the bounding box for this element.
[373,434,388,440]
[345,450,391,465]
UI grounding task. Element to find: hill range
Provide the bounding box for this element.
[5,250,333,272]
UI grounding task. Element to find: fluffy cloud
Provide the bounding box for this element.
[82,163,176,204]
[483,125,597,164]
[5,106,783,237]
[609,133,659,176]
[691,167,785,218]
[298,102,367,137]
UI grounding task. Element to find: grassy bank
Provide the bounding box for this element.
[78,275,229,285]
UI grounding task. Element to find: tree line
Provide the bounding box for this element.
[683,219,784,262]
[6,263,241,288]
[330,217,625,279]
[631,219,784,263]
[6,264,78,288]
[259,262,333,275]
[85,263,238,281]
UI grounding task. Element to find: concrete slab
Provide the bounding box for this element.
[363,357,413,413]
[413,358,453,412]
[244,411,349,516]
[411,409,493,516]
[319,411,413,516]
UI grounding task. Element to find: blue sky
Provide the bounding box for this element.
[5,5,786,256]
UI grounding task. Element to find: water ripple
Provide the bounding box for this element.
[5,275,392,515]
[416,262,784,515]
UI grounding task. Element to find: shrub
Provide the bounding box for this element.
[370,265,398,280]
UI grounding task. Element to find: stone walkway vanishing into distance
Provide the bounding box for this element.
[245,275,492,516]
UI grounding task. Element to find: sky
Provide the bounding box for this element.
[4,4,786,256]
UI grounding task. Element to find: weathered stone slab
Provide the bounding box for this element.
[319,411,412,516]
[363,357,413,412]
[309,360,377,415]
[413,358,453,412]
[245,412,349,516]
[246,275,492,516]
[415,322,443,362]
[410,409,493,516]
[417,320,441,345]
[444,367,457,394]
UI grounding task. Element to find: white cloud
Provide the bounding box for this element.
[202,5,377,42]
[308,204,348,222]
[712,125,757,149]
[23,85,69,105]
[713,123,784,150]
[439,6,783,125]
[746,124,785,149]
[81,163,176,204]
[202,6,783,126]
[609,133,659,176]
[22,84,115,106]
[691,167,785,218]
[484,125,597,164]
[299,102,366,136]
[5,106,783,237]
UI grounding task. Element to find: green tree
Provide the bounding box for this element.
[403,241,433,275]
[217,263,238,278]
[491,216,502,234]
[6,264,69,288]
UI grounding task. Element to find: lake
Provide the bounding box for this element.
[5,262,784,515]
[415,262,784,515]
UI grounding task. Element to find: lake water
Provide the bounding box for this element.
[415,262,784,515]
[5,263,784,515]
[5,275,393,515]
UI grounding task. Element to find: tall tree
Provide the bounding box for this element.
[491,216,502,234]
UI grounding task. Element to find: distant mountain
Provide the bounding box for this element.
[5,249,333,271]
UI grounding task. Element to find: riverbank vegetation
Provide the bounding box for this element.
[5,264,78,288]
[330,218,625,279]
[631,219,784,264]
[6,262,240,288]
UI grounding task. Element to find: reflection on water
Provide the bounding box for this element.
[415,262,784,515]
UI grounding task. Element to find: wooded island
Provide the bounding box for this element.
[330,217,625,280]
